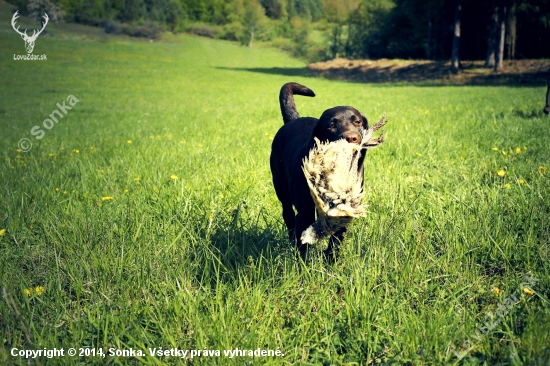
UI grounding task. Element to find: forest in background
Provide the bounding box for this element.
[7,0,550,64]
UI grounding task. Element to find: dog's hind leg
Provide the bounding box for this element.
[272,177,296,241]
[281,201,296,242]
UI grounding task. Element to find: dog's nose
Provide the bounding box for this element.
[344,133,361,144]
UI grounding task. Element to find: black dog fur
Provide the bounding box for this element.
[270,82,369,261]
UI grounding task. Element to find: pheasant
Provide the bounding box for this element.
[301,114,387,245]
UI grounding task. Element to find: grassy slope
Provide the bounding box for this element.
[1,3,550,364]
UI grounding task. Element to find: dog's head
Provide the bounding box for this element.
[313,106,368,144]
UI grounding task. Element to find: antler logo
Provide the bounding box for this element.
[11,11,48,54]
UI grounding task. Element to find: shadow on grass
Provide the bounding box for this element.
[199,204,293,283]
[216,65,548,88]
[512,109,549,119]
[217,66,313,78]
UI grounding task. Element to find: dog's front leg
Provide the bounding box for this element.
[323,228,347,263]
[294,208,315,261]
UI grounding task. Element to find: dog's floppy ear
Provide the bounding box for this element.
[361,113,369,129]
[312,118,328,143]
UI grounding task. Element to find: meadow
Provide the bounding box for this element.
[1,3,550,364]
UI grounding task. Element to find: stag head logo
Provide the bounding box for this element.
[11,11,48,54]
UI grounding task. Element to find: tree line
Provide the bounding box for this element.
[9,0,550,64]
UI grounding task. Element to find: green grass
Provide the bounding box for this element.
[1,3,550,365]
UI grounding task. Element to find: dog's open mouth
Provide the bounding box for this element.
[301,114,388,245]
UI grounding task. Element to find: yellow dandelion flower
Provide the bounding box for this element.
[23,288,31,296]
[16,155,24,159]
[523,287,534,295]
[492,287,502,296]
[170,175,178,180]
[48,153,56,157]
[134,177,140,182]
[34,286,45,296]
[497,170,505,177]
[415,153,422,157]
[218,193,224,198]
[153,187,158,192]
[55,188,60,192]
[0,229,6,236]
[518,179,526,186]
[73,149,79,153]
[501,150,507,156]
[504,183,511,189]
[63,191,67,195]
[492,147,499,151]
[29,225,33,229]
[127,140,132,144]
[124,189,129,193]
[90,146,95,150]
[515,147,521,154]
[101,196,113,201]
[539,166,547,173]
[179,140,185,144]
[16,149,21,152]
[523,146,527,151]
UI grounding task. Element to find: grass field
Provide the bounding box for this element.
[1,3,550,365]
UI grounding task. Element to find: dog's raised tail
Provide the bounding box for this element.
[279,82,315,124]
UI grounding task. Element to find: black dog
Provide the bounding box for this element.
[270,82,368,261]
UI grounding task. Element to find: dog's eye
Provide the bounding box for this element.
[329,121,336,129]
[353,120,361,125]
